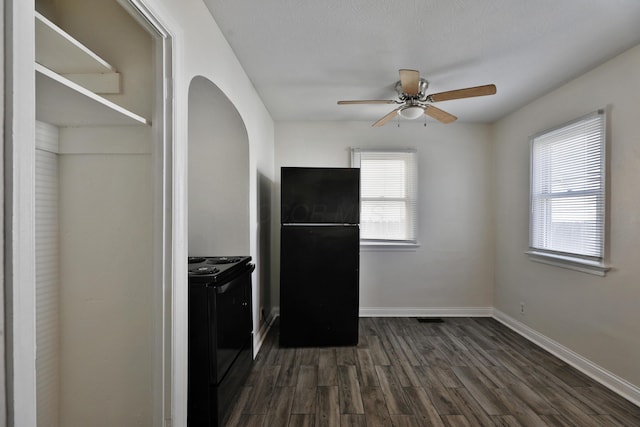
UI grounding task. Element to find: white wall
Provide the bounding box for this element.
[58,145,153,427]
[140,0,276,424]
[274,121,495,315]
[493,43,640,390]
[188,76,250,256]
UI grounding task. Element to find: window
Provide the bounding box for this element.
[528,110,608,274]
[351,149,418,244]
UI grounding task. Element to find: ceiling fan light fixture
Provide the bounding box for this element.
[398,105,424,120]
[337,69,496,127]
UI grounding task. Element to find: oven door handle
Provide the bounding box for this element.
[216,263,255,294]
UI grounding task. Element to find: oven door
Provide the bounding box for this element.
[208,266,252,385]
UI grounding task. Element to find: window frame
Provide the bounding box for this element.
[527,109,610,276]
[351,148,419,248]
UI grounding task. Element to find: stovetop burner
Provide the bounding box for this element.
[189,265,220,275]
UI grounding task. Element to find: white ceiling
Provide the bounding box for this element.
[202,0,640,124]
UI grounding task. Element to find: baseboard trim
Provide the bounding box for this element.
[359,307,493,317]
[493,309,640,407]
[253,307,278,357]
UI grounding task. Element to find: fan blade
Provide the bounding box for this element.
[424,105,457,124]
[399,69,420,95]
[337,100,397,105]
[372,107,401,127]
[429,84,497,102]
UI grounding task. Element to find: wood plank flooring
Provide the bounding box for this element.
[225,317,640,426]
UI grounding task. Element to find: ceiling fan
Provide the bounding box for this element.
[337,69,496,127]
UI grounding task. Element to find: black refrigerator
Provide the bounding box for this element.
[279,167,360,347]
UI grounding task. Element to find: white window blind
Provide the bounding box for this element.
[529,110,606,262]
[351,149,418,243]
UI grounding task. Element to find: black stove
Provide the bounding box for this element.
[188,255,254,426]
[188,256,252,284]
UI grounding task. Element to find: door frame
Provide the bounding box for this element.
[118,1,175,424]
[4,0,37,424]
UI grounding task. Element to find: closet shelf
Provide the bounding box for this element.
[36,63,150,127]
[35,11,115,74]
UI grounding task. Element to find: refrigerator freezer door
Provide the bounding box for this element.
[280,225,359,347]
[281,167,360,225]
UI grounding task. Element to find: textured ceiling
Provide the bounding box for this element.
[202,0,640,124]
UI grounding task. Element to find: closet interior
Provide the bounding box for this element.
[34,0,159,425]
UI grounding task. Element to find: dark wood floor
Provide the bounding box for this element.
[225,317,640,426]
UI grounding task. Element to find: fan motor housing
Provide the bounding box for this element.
[396,78,429,101]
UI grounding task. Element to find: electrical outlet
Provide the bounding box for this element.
[520,302,525,314]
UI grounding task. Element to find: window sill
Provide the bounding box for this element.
[526,250,610,276]
[360,241,420,252]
